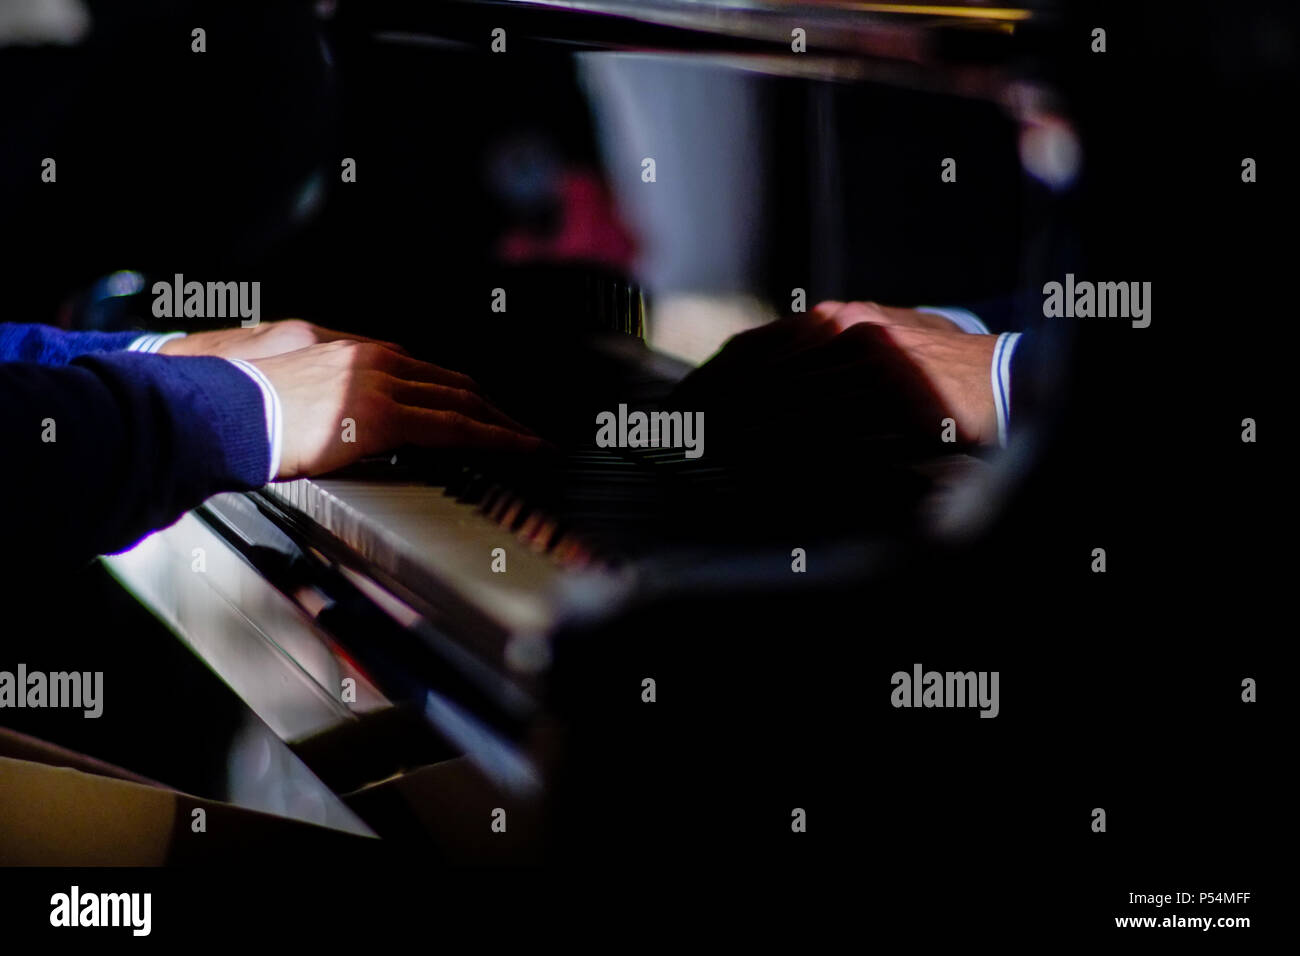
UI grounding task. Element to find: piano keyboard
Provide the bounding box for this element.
[265,475,571,637]
[260,446,743,633]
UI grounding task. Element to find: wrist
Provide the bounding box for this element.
[155,334,192,355]
[130,331,188,355]
[914,306,990,335]
[989,332,1020,447]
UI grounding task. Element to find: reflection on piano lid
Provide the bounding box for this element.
[362,0,1043,94]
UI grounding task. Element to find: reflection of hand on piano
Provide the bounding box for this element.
[249,340,545,480]
[810,300,971,335]
[672,306,999,448]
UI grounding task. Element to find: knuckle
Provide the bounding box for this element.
[360,369,392,392]
[361,390,396,420]
[443,411,473,433]
[841,322,876,342]
[345,341,384,366]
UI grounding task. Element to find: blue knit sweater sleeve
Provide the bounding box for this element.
[1,350,271,564]
[0,322,145,365]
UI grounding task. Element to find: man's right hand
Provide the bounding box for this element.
[250,340,544,479]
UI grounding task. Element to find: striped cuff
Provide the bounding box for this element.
[914,307,1016,447]
[915,306,990,335]
[127,331,187,354]
[991,332,1022,448]
[225,359,283,483]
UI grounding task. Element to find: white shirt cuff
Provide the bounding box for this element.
[991,332,1022,448]
[914,307,1016,447]
[915,306,990,335]
[226,359,283,483]
[127,331,187,353]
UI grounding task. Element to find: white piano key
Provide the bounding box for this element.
[266,478,568,636]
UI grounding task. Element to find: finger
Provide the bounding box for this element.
[811,300,871,330]
[810,300,846,318]
[733,315,843,371]
[817,301,900,333]
[376,351,480,393]
[397,407,549,453]
[724,313,839,361]
[837,318,928,347]
[830,301,884,324]
[762,321,900,380]
[387,379,535,435]
[311,325,410,355]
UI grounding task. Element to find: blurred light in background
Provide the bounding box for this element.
[104,269,145,298]
[577,53,769,296]
[0,0,89,47]
[1019,114,1082,192]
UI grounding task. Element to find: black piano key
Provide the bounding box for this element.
[456,471,491,505]
[478,483,507,515]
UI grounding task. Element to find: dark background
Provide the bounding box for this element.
[0,0,1285,941]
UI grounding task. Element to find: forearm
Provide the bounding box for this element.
[0,322,185,366]
[917,306,1027,447]
[0,352,269,564]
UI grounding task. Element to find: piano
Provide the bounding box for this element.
[97,0,1075,862]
